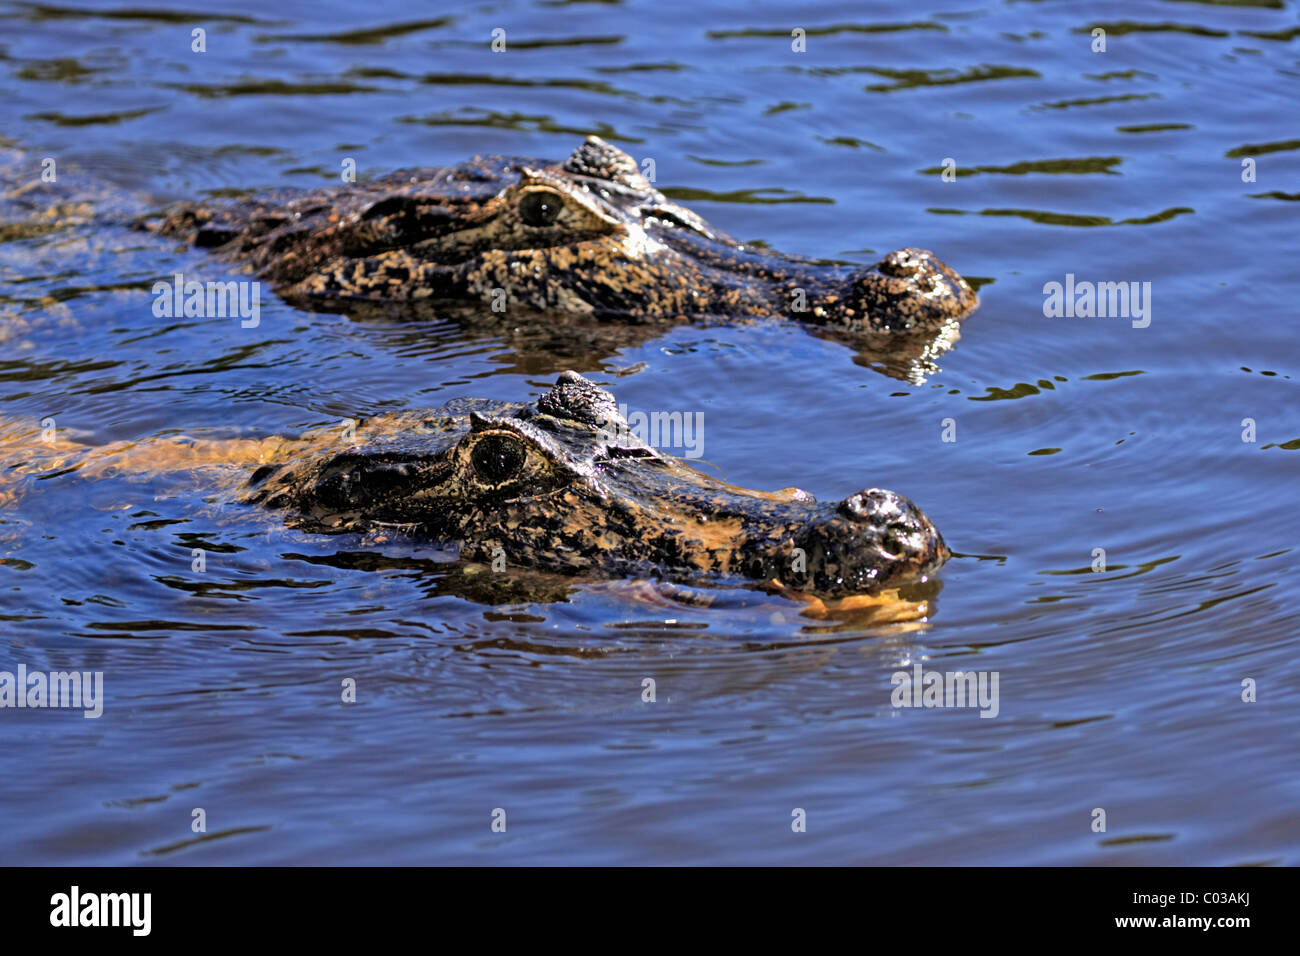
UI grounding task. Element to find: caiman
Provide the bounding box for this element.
[144,135,978,331]
[1,372,949,597]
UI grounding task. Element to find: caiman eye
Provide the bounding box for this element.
[518,189,563,227]
[471,434,527,484]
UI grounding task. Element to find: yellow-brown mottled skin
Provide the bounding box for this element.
[147,136,978,331]
[1,373,950,596]
[249,371,950,593]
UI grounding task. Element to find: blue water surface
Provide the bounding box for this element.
[0,0,1297,864]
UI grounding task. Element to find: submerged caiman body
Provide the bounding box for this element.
[3,374,949,595]
[149,136,977,331]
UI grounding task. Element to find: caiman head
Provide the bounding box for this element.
[244,372,950,594]
[156,136,977,331]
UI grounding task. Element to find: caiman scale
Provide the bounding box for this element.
[148,136,978,331]
[2,373,949,595]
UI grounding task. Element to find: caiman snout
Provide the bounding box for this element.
[846,248,978,331]
[843,487,947,569]
[735,481,948,594]
[775,486,949,593]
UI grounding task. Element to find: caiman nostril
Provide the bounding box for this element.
[838,488,892,522]
[876,249,921,278]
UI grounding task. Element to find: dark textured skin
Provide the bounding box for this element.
[245,372,950,594]
[149,136,978,331]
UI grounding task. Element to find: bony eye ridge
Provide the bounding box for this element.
[470,433,527,484]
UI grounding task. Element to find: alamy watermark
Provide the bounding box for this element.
[1043,273,1151,328]
[50,886,150,935]
[0,664,103,718]
[152,272,261,328]
[598,404,704,458]
[891,662,999,718]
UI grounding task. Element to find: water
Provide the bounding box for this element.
[1,0,1297,864]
